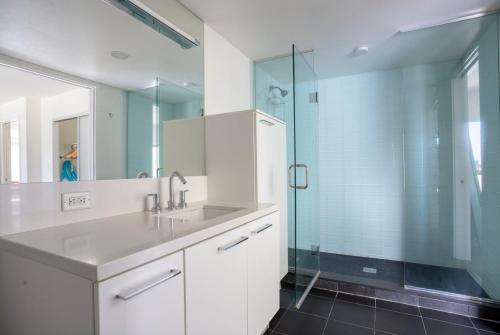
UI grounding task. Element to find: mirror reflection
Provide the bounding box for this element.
[0,0,204,184]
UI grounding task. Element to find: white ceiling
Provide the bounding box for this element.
[0,65,79,105]
[179,0,500,79]
[0,0,204,91]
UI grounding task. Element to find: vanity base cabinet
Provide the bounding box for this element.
[0,251,94,335]
[248,212,280,335]
[0,211,279,335]
[96,251,185,335]
[185,212,280,335]
[185,224,249,335]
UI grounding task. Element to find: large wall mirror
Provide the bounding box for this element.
[0,0,204,184]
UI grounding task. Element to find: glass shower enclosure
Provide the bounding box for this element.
[257,14,500,309]
[255,45,321,308]
[291,45,321,307]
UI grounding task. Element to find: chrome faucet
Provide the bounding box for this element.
[167,171,187,210]
[178,190,189,209]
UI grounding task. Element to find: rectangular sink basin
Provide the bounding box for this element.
[161,206,241,222]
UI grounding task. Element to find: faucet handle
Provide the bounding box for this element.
[178,190,189,209]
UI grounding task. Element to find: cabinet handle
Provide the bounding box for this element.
[259,119,275,126]
[259,120,274,126]
[218,236,249,252]
[115,269,181,301]
[251,223,273,235]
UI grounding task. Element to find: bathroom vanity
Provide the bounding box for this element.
[0,203,280,335]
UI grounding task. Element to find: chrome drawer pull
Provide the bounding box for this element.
[115,269,181,301]
[259,119,275,126]
[251,223,272,235]
[218,236,249,252]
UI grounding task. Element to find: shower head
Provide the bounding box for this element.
[269,85,288,97]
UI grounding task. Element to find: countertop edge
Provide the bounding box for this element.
[97,204,278,281]
[0,204,279,282]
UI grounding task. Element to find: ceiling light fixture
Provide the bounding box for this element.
[353,46,369,57]
[182,81,199,88]
[110,51,130,60]
[104,0,200,49]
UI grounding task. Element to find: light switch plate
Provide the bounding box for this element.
[61,192,91,211]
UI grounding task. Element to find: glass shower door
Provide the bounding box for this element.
[292,45,321,307]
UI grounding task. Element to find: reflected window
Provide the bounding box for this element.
[9,121,20,183]
[466,61,482,190]
[152,104,159,177]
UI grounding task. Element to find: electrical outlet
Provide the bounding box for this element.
[61,192,91,211]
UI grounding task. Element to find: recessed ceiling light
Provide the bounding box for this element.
[110,51,130,60]
[353,46,369,57]
[182,81,199,88]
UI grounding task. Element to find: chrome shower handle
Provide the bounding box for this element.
[288,164,309,189]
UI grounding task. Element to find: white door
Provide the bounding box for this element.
[97,251,185,335]
[248,212,280,335]
[78,115,92,181]
[256,112,288,279]
[185,224,249,335]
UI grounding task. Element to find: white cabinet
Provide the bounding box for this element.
[0,211,279,335]
[0,251,94,335]
[97,251,185,335]
[185,224,249,335]
[206,110,288,278]
[248,212,280,335]
[185,212,280,335]
[255,112,288,279]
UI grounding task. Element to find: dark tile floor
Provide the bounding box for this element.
[267,289,500,335]
[404,262,490,299]
[320,252,404,289]
[318,251,490,299]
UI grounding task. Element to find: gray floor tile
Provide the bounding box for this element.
[423,318,477,335]
[472,318,500,333]
[375,308,426,335]
[293,294,333,318]
[324,320,373,335]
[275,310,326,335]
[280,289,295,309]
[420,308,473,327]
[269,308,286,330]
[377,300,420,316]
[337,292,375,307]
[331,300,375,328]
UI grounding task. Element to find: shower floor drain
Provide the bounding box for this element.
[363,267,378,274]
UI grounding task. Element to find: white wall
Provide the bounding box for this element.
[204,24,254,115]
[95,85,127,180]
[25,97,42,183]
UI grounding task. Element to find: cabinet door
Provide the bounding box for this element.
[185,224,249,335]
[97,251,184,335]
[248,212,280,335]
[256,112,288,279]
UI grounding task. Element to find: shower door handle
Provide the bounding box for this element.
[288,164,309,189]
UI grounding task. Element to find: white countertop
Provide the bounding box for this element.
[0,202,278,282]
